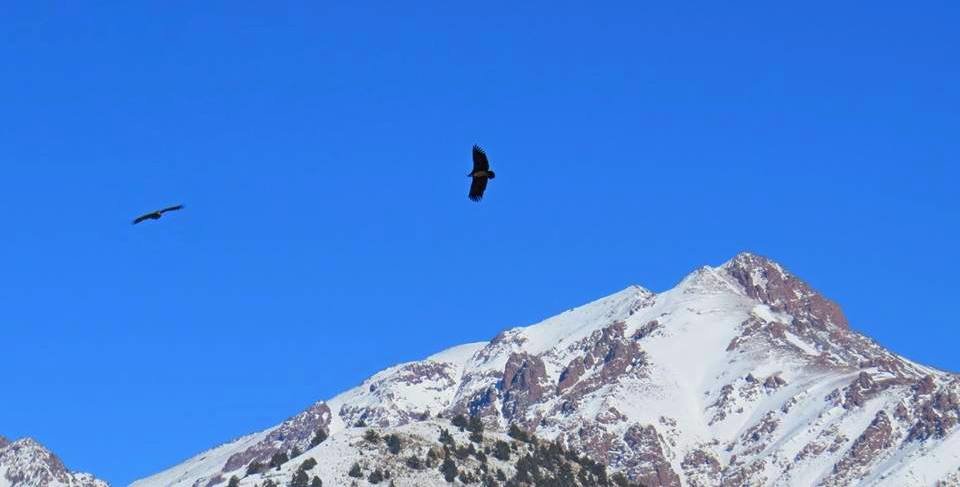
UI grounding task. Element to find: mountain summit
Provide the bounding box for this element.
[134,253,960,486]
[0,437,107,487]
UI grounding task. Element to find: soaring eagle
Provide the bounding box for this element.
[468,145,495,201]
[132,204,184,225]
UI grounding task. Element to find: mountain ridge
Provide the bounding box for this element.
[133,252,960,486]
[0,436,108,487]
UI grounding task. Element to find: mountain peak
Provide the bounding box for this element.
[721,251,848,329]
[10,437,43,449]
[135,253,960,487]
[0,436,108,487]
[722,251,783,271]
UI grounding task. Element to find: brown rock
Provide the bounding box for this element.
[843,372,879,409]
[622,425,682,487]
[682,448,722,486]
[915,375,937,396]
[633,320,661,340]
[724,253,849,329]
[596,407,628,425]
[741,412,779,448]
[223,401,332,473]
[829,410,894,482]
[554,322,648,415]
[557,357,585,392]
[500,353,548,421]
[763,375,786,389]
[721,458,767,487]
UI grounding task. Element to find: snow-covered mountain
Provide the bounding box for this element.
[133,253,960,486]
[0,436,107,487]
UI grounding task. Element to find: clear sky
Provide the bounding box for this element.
[1,2,957,485]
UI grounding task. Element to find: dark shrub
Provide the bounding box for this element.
[451,414,469,430]
[246,461,265,475]
[459,469,478,484]
[493,440,511,461]
[440,456,458,483]
[269,451,289,470]
[309,428,328,447]
[290,469,310,487]
[384,434,402,455]
[467,415,484,434]
[406,455,424,470]
[611,472,632,487]
[368,469,385,484]
[438,428,455,446]
[508,424,530,443]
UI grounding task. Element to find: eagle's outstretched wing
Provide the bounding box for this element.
[131,213,154,225]
[472,145,489,172]
[132,204,183,224]
[469,176,488,201]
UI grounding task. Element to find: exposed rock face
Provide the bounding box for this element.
[829,410,895,484]
[554,322,648,415]
[222,401,331,473]
[906,383,960,442]
[682,448,722,487]
[724,252,848,329]
[621,424,682,487]
[500,353,548,422]
[0,437,108,487]
[843,371,879,409]
[134,253,960,487]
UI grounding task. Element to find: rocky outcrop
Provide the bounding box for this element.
[223,401,331,472]
[724,252,848,329]
[722,458,768,487]
[829,410,894,483]
[843,372,880,409]
[339,360,460,428]
[556,322,648,410]
[500,352,548,422]
[621,425,682,487]
[0,437,108,487]
[134,253,960,487]
[682,448,722,487]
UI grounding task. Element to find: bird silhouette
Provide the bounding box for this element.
[468,145,495,201]
[132,205,184,225]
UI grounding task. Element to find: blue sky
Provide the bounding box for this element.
[1,2,957,484]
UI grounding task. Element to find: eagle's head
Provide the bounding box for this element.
[487,171,496,179]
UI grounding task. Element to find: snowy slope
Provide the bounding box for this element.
[0,437,107,487]
[133,253,960,487]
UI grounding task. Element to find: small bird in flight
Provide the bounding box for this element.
[468,145,495,201]
[132,204,184,225]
